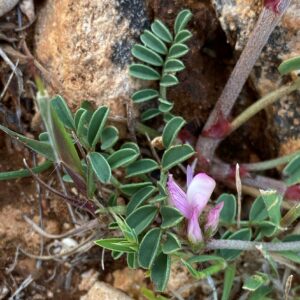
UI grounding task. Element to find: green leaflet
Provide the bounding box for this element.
[126,159,159,178]
[132,44,164,66]
[151,20,173,43]
[132,89,159,103]
[129,64,160,80]
[87,152,111,184]
[138,228,162,269]
[141,30,168,55]
[151,252,171,292]
[174,9,192,34]
[217,194,236,224]
[161,144,195,171]
[162,116,186,148]
[126,205,157,235]
[51,95,75,130]
[278,55,300,75]
[87,106,110,148]
[0,125,55,161]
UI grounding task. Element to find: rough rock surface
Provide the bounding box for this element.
[80,281,132,300]
[34,0,149,116]
[212,0,300,155]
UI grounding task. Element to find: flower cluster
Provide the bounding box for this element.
[167,165,223,244]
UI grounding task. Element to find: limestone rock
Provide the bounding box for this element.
[211,0,300,155]
[80,281,132,300]
[34,0,149,117]
[0,0,19,18]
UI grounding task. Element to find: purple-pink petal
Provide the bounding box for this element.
[167,174,190,218]
[186,173,216,214]
[187,210,203,243]
[205,201,224,233]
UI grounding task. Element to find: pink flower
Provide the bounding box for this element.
[205,202,224,234]
[167,165,222,244]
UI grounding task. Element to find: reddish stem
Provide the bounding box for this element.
[196,0,291,167]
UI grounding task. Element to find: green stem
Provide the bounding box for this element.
[136,122,159,139]
[229,78,300,134]
[110,175,121,189]
[0,160,53,181]
[241,150,300,171]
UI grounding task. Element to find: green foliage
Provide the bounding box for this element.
[181,255,227,279]
[216,193,236,224]
[221,264,236,300]
[87,152,111,184]
[283,154,300,185]
[162,232,181,254]
[2,8,296,296]
[150,252,171,292]
[160,206,184,229]
[278,55,300,75]
[243,273,269,292]
[162,116,186,149]
[129,9,192,120]
[138,228,162,268]
[161,144,195,170]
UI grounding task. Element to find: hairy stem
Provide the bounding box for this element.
[196,2,291,165]
[230,79,300,134]
[206,239,300,252]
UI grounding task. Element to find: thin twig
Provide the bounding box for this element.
[5,245,21,274]
[19,234,96,261]
[23,215,99,239]
[0,59,19,100]
[206,239,300,251]
[23,159,96,216]
[33,154,44,269]
[55,165,77,224]
[9,275,33,300]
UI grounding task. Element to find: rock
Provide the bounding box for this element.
[80,281,132,300]
[112,267,145,299]
[34,0,149,117]
[166,262,194,297]
[79,269,100,291]
[211,0,300,156]
[0,0,19,18]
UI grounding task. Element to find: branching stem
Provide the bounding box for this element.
[196,2,291,165]
[206,239,300,252]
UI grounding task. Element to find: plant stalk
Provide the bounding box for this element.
[206,239,300,252]
[230,79,300,134]
[241,150,300,171]
[196,2,291,166]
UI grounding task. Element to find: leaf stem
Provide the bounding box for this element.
[0,160,53,181]
[136,122,159,139]
[206,239,300,252]
[241,150,300,171]
[229,78,300,134]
